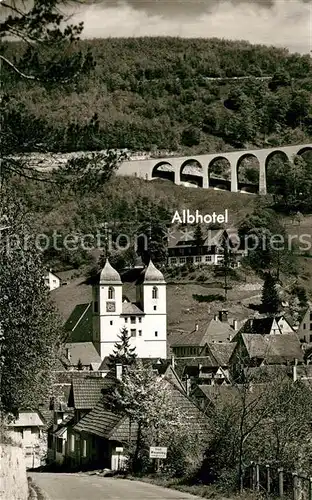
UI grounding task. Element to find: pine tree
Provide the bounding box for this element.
[107,327,137,370]
[194,224,204,250]
[261,273,280,314]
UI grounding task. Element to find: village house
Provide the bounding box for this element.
[67,363,207,470]
[174,342,236,391]
[229,332,304,382]
[60,342,102,371]
[168,310,237,357]
[47,361,208,471]
[7,410,48,469]
[167,228,247,268]
[238,315,295,336]
[44,269,62,291]
[47,376,112,466]
[297,306,312,343]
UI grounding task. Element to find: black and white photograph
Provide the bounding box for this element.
[0,1,312,499]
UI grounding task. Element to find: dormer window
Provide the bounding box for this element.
[152,286,158,299]
[108,287,115,300]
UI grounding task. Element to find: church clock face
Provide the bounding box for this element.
[106,301,116,312]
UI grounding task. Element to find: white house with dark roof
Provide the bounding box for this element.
[92,259,167,360]
[44,269,61,291]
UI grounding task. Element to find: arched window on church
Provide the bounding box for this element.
[108,286,115,300]
[152,286,158,299]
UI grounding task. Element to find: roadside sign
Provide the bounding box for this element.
[149,446,167,459]
[116,447,123,453]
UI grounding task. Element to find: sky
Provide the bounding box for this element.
[66,0,312,54]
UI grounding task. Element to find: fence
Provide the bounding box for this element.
[245,463,312,500]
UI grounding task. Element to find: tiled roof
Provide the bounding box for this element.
[121,302,144,315]
[63,303,93,342]
[68,377,113,410]
[208,342,237,365]
[63,342,101,367]
[74,379,207,440]
[240,316,294,335]
[241,333,304,363]
[54,413,75,437]
[196,383,267,407]
[73,397,138,442]
[169,318,234,347]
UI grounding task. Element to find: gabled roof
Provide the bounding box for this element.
[121,302,144,315]
[207,342,237,365]
[240,316,293,335]
[73,397,138,442]
[63,342,101,367]
[68,377,113,410]
[169,318,234,347]
[63,303,93,343]
[53,412,75,437]
[240,333,303,363]
[8,410,45,427]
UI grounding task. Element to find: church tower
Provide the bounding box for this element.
[135,260,167,359]
[93,259,123,359]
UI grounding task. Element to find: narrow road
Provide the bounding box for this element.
[30,472,203,500]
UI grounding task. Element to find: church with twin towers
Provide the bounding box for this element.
[92,259,167,360]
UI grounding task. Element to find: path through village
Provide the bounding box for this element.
[30,473,203,500]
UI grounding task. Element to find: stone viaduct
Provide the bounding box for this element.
[116,143,312,195]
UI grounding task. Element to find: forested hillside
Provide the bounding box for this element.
[2,37,312,154]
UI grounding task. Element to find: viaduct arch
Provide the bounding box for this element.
[117,143,312,195]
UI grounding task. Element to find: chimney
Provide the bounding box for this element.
[116,363,123,381]
[195,323,199,331]
[219,310,228,322]
[293,359,298,382]
[233,319,238,331]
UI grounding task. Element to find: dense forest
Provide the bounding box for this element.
[2,37,312,154]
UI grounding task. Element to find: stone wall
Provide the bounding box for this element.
[0,443,28,500]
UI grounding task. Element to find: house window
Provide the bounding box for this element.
[154,306,157,311]
[310,335,312,343]
[125,317,128,323]
[303,323,306,330]
[155,331,158,337]
[180,257,186,263]
[139,330,142,336]
[94,301,98,313]
[152,286,158,299]
[171,258,177,264]
[138,317,142,323]
[108,287,115,300]
[310,324,312,331]
[82,439,87,458]
[56,438,63,454]
[131,329,136,337]
[310,312,312,321]
[110,320,113,325]
[31,428,37,435]
[131,316,136,324]
[205,255,212,262]
[195,256,201,262]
